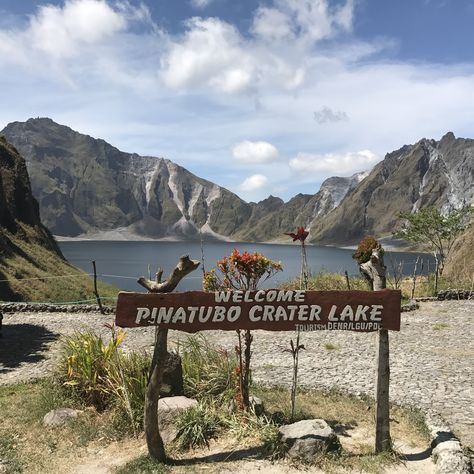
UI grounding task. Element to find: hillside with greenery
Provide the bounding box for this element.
[0,136,117,303]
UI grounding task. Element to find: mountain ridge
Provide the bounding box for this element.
[2,118,473,249]
[2,118,360,242]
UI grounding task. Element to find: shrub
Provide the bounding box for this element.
[177,334,237,401]
[175,400,223,449]
[59,327,125,409]
[352,236,382,265]
[58,326,150,434]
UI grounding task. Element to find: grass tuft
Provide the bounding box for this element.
[177,334,238,401]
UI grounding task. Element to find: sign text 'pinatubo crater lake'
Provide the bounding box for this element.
[59,240,434,293]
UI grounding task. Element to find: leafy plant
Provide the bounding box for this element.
[394,206,473,293]
[60,326,125,409]
[177,334,237,401]
[175,400,223,449]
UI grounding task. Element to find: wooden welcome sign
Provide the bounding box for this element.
[115,288,401,332]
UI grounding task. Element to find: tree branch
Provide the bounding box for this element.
[137,255,200,293]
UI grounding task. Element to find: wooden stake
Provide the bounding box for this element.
[411,256,420,300]
[138,255,200,462]
[344,271,351,290]
[360,245,391,453]
[92,260,105,314]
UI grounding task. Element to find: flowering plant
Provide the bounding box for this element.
[202,249,282,411]
[203,249,282,292]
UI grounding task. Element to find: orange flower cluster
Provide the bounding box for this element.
[202,249,282,291]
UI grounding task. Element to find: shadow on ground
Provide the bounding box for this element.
[171,446,265,465]
[0,323,60,373]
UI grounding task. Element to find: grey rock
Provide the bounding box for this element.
[249,396,265,416]
[158,396,198,444]
[161,352,184,397]
[278,419,340,462]
[432,439,471,474]
[43,408,81,426]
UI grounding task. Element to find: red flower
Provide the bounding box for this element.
[234,367,241,374]
[284,226,309,242]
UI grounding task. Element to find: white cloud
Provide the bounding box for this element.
[289,150,379,175]
[239,174,269,192]
[190,0,214,9]
[252,0,354,43]
[160,17,255,94]
[160,0,354,94]
[0,0,128,61]
[232,140,279,164]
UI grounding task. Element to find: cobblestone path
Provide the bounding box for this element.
[1,301,472,448]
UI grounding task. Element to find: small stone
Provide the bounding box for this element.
[279,419,340,463]
[43,408,81,426]
[249,396,265,416]
[161,352,184,397]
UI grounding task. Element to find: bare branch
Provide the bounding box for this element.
[138,255,200,293]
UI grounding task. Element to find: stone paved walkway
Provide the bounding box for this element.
[1,301,473,448]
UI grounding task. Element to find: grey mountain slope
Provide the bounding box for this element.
[2,118,251,239]
[310,132,474,245]
[2,118,359,241]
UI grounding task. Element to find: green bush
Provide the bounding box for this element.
[59,328,125,409]
[177,334,238,401]
[175,400,224,449]
[58,327,151,434]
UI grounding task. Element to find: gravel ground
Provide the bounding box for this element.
[1,300,473,449]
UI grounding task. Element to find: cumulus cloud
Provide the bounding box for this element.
[160,0,354,94]
[239,174,269,192]
[232,140,279,164]
[252,0,354,43]
[0,0,130,62]
[314,106,349,124]
[32,0,127,59]
[289,150,379,175]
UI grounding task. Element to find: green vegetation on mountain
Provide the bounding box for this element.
[0,136,117,302]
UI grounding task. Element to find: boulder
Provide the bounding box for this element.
[278,419,340,463]
[43,408,82,426]
[160,352,184,397]
[432,439,471,474]
[158,396,198,443]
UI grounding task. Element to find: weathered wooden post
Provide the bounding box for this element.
[92,260,105,314]
[358,243,391,453]
[137,255,200,462]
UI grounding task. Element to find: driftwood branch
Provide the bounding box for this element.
[140,255,200,462]
[360,245,386,291]
[138,255,200,293]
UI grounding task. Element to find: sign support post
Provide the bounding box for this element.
[139,255,200,462]
[360,245,391,453]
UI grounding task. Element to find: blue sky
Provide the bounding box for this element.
[1,0,474,202]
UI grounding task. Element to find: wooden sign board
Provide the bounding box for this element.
[116,289,401,333]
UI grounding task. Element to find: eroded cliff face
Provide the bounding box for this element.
[310,133,474,245]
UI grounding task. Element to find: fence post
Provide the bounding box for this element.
[92,261,105,314]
